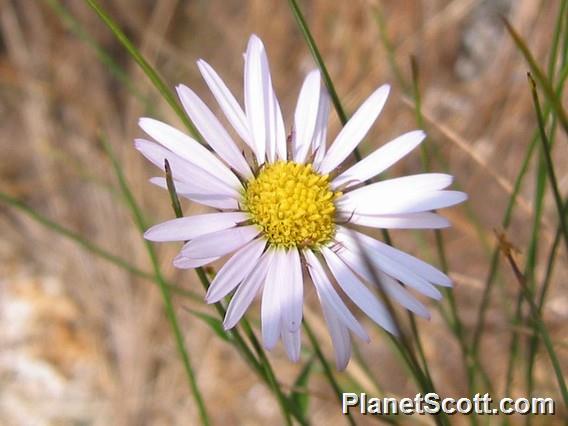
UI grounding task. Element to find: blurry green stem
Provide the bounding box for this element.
[84,0,201,139]
[498,234,568,406]
[102,138,210,425]
[0,190,199,301]
[503,18,568,136]
[287,0,360,160]
[528,74,568,254]
[303,321,358,426]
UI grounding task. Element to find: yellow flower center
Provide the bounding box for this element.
[242,161,340,249]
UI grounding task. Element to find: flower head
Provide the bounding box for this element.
[137,34,467,369]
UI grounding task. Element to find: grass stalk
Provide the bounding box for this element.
[496,232,568,406]
[0,190,199,301]
[101,138,210,425]
[84,0,201,139]
[528,73,568,253]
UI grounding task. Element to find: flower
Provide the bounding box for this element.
[136,34,467,370]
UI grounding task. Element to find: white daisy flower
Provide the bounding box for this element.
[137,34,467,370]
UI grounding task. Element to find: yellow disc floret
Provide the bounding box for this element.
[242,161,340,249]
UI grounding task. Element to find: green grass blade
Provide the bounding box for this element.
[84,0,201,139]
[528,74,568,254]
[290,356,314,419]
[503,18,568,136]
[287,0,347,125]
[497,234,568,406]
[0,190,198,301]
[46,0,150,105]
[101,136,211,426]
[303,321,357,426]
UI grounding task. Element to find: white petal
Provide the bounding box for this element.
[281,327,301,363]
[338,190,468,215]
[338,173,454,204]
[205,238,267,303]
[148,177,238,210]
[135,139,240,199]
[197,59,253,147]
[180,225,260,259]
[337,212,451,229]
[144,212,249,242]
[339,227,451,287]
[244,35,269,164]
[321,299,351,370]
[332,238,430,318]
[280,249,303,332]
[293,70,321,163]
[318,84,390,174]
[173,255,219,269]
[224,250,273,330]
[321,247,397,334]
[270,86,286,162]
[312,88,330,167]
[176,85,253,179]
[138,118,242,191]
[304,250,369,341]
[332,130,426,189]
[261,248,285,349]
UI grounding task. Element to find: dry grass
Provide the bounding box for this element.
[0,0,566,424]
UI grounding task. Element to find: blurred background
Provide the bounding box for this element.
[0,0,566,424]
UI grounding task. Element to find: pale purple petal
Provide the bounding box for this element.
[280,249,303,332]
[281,327,301,363]
[332,239,430,319]
[135,139,239,199]
[318,84,390,174]
[244,35,268,164]
[196,59,252,147]
[338,227,452,287]
[138,118,242,190]
[176,84,253,179]
[293,70,321,164]
[173,255,219,269]
[332,130,426,189]
[180,225,260,259]
[312,88,330,168]
[144,212,249,242]
[224,250,274,330]
[304,250,369,341]
[337,212,451,230]
[337,189,467,215]
[321,300,351,370]
[148,177,238,210]
[321,246,397,334]
[205,238,267,303]
[261,248,285,349]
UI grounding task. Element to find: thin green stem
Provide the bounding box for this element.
[287,0,360,161]
[0,190,199,301]
[84,0,201,139]
[528,74,568,254]
[303,321,358,426]
[503,18,568,136]
[498,235,568,406]
[102,138,210,425]
[46,0,150,105]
